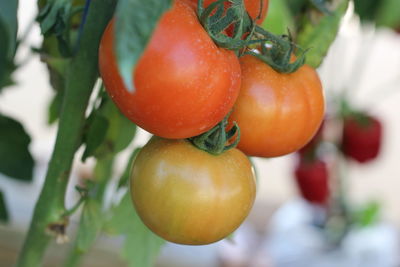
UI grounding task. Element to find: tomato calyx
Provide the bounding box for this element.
[244,27,308,73]
[197,0,306,73]
[197,0,256,50]
[188,114,240,155]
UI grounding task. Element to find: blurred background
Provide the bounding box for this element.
[1,0,400,266]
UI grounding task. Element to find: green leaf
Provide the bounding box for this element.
[297,0,349,68]
[48,88,64,124]
[0,190,9,222]
[0,114,34,181]
[37,0,71,36]
[0,0,18,57]
[82,113,109,161]
[0,0,18,90]
[118,147,141,189]
[353,0,383,22]
[115,0,172,91]
[376,0,400,28]
[82,95,136,160]
[75,199,103,251]
[284,0,308,16]
[353,201,380,227]
[108,193,165,267]
[105,106,137,154]
[96,97,136,155]
[262,0,295,35]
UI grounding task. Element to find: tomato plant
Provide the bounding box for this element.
[191,0,269,24]
[341,114,383,163]
[99,0,241,139]
[3,0,351,265]
[130,137,256,245]
[229,54,325,158]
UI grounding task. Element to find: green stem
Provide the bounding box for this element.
[62,193,87,218]
[64,156,114,267]
[16,1,115,266]
[188,114,240,155]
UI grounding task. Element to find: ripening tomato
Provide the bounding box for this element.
[229,55,325,158]
[99,0,241,139]
[190,0,269,24]
[130,137,256,245]
[341,114,382,163]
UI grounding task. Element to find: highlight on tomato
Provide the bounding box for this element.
[130,137,256,245]
[99,0,241,139]
[229,54,325,158]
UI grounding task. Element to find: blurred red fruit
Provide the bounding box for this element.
[294,159,329,205]
[341,115,382,163]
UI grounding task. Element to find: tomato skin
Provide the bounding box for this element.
[130,137,256,245]
[229,55,325,158]
[294,158,329,205]
[191,0,269,24]
[99,0,241,139]
[341,115,382,163]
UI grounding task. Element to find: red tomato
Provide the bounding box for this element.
[229,55,325,158]
[295,158,329,205]
[341,115,382,163]
[190,0,269,24]
[99,0,241,139]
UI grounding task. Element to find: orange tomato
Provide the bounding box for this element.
[229,55,325,157]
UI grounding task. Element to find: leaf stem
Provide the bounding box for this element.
[64,156,114,267]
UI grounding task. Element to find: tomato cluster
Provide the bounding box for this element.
[99,0,325,245]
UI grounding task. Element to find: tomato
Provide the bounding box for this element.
[294,158,329,205]
[130,137,256,245]
[228,55,325,158]
[190,0,269,24]
[341,114,382,163]
[99,0,241,139]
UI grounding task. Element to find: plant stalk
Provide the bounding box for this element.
[16,1,115,266]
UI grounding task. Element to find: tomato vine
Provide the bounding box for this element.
[0,0,357,266]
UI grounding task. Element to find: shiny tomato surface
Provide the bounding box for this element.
[229,55,325,157]
[99,0,241,139]
[130,137,256,245]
